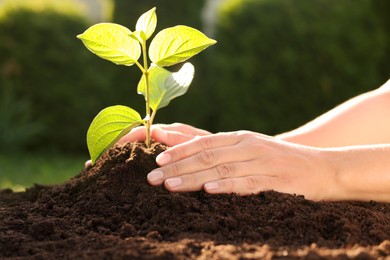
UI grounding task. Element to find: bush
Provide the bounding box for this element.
[373,0,390,80]
[0,85,44,153]
[113,0,206,31]
[0,4,136,153]
[209,0,388,134]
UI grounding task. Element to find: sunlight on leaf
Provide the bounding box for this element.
[78,8,217,152]
[149,25,216,67]
[87,105,143,164]
[138,63,195,110]
[77,23,141,66]
[130,30,146,44]
[135,7,157,41]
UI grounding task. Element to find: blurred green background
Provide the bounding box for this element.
[0,0,388,191]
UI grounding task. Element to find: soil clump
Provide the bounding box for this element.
[1,142,389,259]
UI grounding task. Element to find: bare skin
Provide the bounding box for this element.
[112,79,390,202]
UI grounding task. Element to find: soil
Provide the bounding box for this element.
[0,142,389,259]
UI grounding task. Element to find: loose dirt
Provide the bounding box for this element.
[1,142,389,259]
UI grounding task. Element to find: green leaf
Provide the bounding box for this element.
[149,25,217,67]
[77,23,141,66]
[87,105,143,165]
[130,30,146,44]
[138,62,195,110]
[135,7,157,41]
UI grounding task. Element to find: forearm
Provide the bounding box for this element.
[325,144,390,202]
[277,79,390,147]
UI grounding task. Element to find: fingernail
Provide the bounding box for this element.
[147,170,164,183]
[85,160,92,168]
[156,153,171,165]
[205,182,219,191]
[165,177,182,189]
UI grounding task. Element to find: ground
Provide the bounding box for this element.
[0,142,389,259]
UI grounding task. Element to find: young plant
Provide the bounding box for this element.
[77,7,216,165]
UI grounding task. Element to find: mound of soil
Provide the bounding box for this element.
[0,142,389,259]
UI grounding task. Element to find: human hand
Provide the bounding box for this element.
[118,123,211,146]
[147,131,337,201]
[84,123,211,168]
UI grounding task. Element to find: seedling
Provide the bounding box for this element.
[77,7,216,165]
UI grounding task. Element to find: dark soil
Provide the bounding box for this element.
[0,142,389,259]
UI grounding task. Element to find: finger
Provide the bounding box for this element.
[85,159,92,168]
[157,123,211,136]
[156,145,258,183]
[117,126,146,144]
[162,160,256,192]
[118,124,181,145]
[155,132,245,166]
[204,175,277,195]
[118,123,207,146]
[148,146,242,186]
[151,127,195,146]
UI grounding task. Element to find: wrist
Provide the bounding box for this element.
[322,148,369,201]
[310,149,344,201]
[323,147,390,202]
[322,149,354,201]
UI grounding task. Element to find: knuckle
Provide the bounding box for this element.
[197,136,213,149]
[181,173,203,191]
[245,177,261,191]
[189,174,200,189]
[167,163,179,176]
[225,131,245,140]
[223,179,235,193]
[216,164,233,178]
[234,130,257,144]
[198,150,215,165]
[236,130,251,138]
[171,122,183,127]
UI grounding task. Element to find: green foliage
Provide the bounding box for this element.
[77,23,141,66]
[0,5,130,153]
[78,8,216,164]
[372,0,390,80]
[112,0,216,129]
[0,86,44,152]
[138,63,195,111]
[135,6,157,41]
[149,26,216,67]
[0,0,84,18]
[113,0,206,31]
[0,153,83,191]
[87,105,143,164]
[210,0,388,134]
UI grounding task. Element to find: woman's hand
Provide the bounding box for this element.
[84,123,390,202]
[147,131,337,201]
[85,123,211,168]
[118,123,211,146]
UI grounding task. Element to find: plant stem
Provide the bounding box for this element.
[142,40,151,147]
[149,109,157,127]
[135,60,145,73]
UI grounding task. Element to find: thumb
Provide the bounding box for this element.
[117,126,146,145]
[152,127,194,146]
